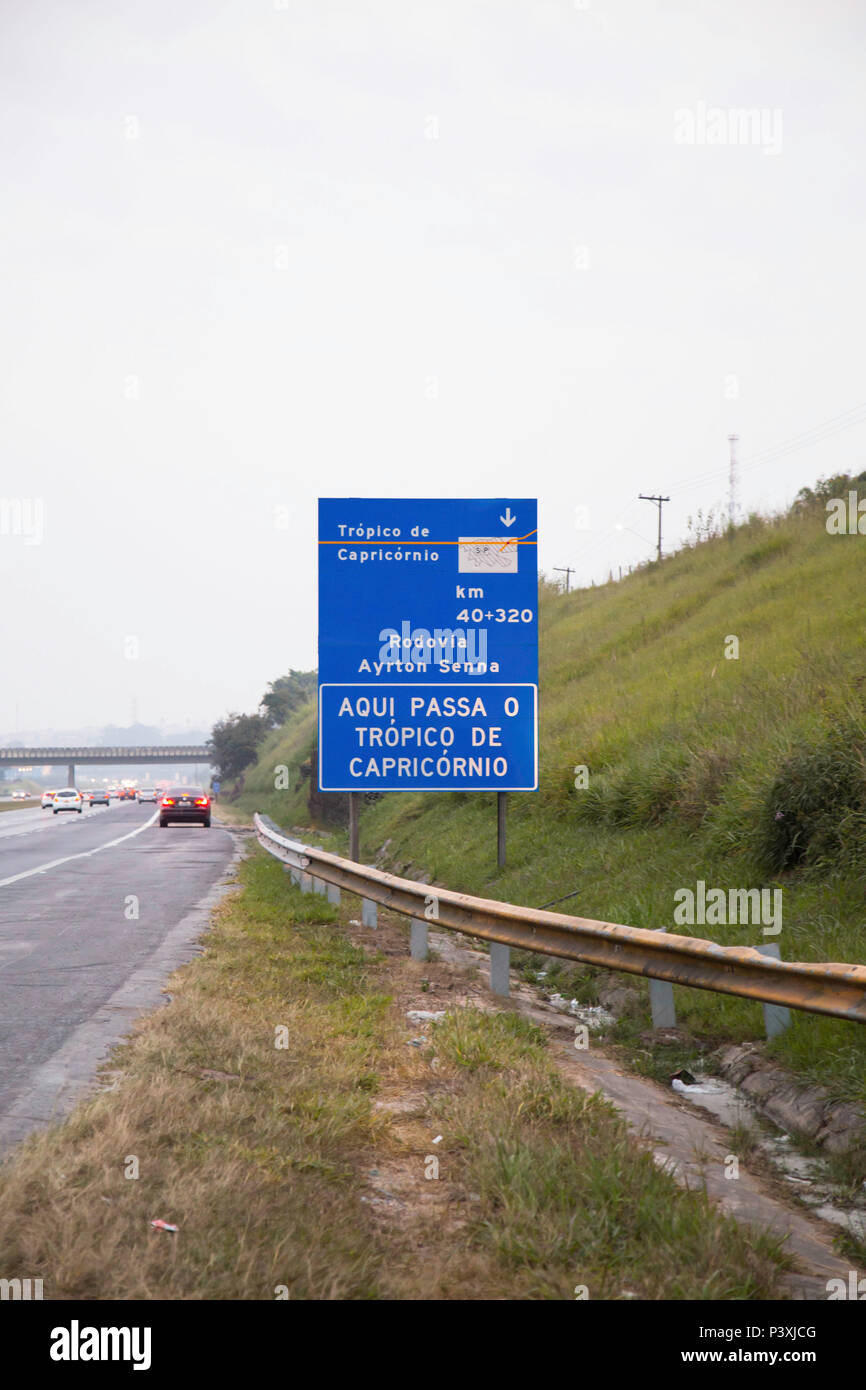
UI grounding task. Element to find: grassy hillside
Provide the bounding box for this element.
[233,494,866,1105]
[230,702,318,827]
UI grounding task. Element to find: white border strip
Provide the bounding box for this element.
[318,682,539,792]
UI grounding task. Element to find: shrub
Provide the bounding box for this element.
[758,725,866,873]
[741,534,793,569]
[675,746,737,827]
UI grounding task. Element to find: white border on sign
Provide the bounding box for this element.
[317,683,538,792]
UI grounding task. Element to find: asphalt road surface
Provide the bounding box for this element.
[0,800,236,1152]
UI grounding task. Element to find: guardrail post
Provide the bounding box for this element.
[312,877,327,896]
[410,920,427,960]
[287,867,301,886]
[649,928,677,1029]
[756,942,791,1039]
[361,898,377,929]
[489,942,510,996]
[300,872,313,894]
[326,883,341,905]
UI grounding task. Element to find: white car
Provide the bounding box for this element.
[137,788,157,803]
[12,789,28,800]
[53,789,83,815]
[41,790,58,809]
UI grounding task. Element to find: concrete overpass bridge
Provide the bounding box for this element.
[0,747,213,787]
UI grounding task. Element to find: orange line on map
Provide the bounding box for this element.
[318,529,538,547]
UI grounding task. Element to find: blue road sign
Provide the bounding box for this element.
[318,498,538,792]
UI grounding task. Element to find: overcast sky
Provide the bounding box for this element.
[2,0,865,735]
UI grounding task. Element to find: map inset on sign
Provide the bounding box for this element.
[458,537,519,574]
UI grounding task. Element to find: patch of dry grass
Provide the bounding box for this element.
[0,856,388,1299]
[0,849,792,1300]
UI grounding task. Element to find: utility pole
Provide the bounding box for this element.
[639,493,670,563]
[553,565,575,593]
[728,433,739,527]
[497,791,507,868]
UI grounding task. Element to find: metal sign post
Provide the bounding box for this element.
[348,791,360,863]
[497,791,507,868]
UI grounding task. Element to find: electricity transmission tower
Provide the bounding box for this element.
[728,433,739,526]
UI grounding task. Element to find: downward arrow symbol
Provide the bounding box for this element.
[500,507,516,527]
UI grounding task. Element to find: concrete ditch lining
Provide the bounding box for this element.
[426,927,856,1300]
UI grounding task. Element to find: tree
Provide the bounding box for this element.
[793,470,866,511]
[259,669,317,728]
[208,712,269,780]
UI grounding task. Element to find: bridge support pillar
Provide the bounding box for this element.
[67,764,75,787]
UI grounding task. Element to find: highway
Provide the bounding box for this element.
[0,800,236,1152]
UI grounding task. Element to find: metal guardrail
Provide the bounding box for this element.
[254,813,866,1025]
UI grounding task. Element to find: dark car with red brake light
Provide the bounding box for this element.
[159,788,211,828]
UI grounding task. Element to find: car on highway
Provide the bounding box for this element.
[11,789,28,800]
[53,789,83,815]
[118,787,136,801]
[86,789,110,806]
[137,787,158,803]
[159,787,211,828]
[41,790,58,809]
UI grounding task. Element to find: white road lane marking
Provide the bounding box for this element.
[0,805,111,842]
[0,811,160,889]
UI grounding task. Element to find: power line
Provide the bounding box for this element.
[565,500,661,584]
[567,497,645,573]
[672,400,866,499]
[621,525,656,547]
[553,565,576,593]
[558,397,866,591]
[638,493,670,562]
[739,400,866,469]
